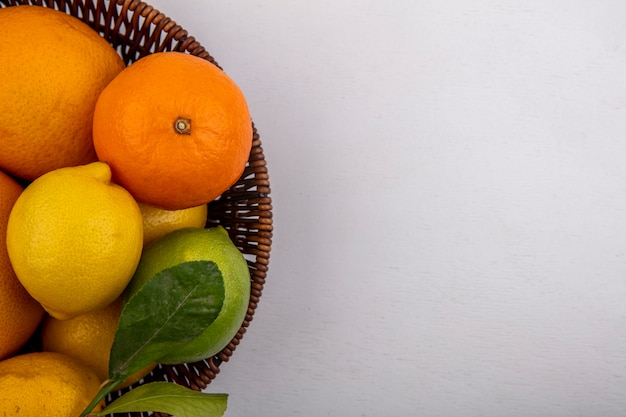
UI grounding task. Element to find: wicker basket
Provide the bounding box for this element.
[0,0,272,413]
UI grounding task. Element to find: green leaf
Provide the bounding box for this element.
[90,382,228,417]
[109,260,225,380]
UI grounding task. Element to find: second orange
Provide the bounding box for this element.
[93,51,252,210]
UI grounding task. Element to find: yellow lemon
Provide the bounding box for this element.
[124,226,250,364]
[0,351,103,416]
[6,162,143,320]
[138,202,208,247]
[41,298,156,389]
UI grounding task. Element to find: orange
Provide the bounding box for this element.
[93,51,252,210]
[0,169,44,360]
[0,6,125,181]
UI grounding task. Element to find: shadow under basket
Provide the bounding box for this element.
[0,0,273,414]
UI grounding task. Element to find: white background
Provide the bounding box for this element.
[147,1,626,416]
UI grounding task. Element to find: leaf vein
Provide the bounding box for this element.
[116,282,203,375]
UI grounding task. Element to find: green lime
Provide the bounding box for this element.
[123,226,250,364]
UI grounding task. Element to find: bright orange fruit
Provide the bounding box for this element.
[0,169,45,360]
[0,6,125,180]
[93,51,252,210]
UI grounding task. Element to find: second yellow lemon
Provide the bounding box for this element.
[6,162,143,320]
[41,298,157,389]
[0,351,103,416]
[139,202,207,247]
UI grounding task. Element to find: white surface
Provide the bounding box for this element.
[147,1,626,416]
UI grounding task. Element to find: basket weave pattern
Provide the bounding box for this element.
[0,0,272,413]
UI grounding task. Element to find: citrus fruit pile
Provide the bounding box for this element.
[0,5,252,416]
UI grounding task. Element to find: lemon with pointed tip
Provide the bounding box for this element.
[6,162,143,320]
